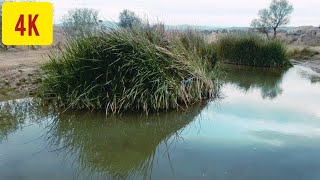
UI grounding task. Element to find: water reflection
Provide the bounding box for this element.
[1,66,320,180]
[0,99,206,179]
[297,66,320,84]
[0,99,50,143]
[223,65,288,99]
[46,104,206,179]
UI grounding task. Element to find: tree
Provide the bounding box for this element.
[119,9,141,28]
[251,0,293,38]
[62,8,99,38]
[251,9,272,38]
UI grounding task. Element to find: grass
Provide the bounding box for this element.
[39,25,220,114]
[216,33,291,67]
[178,29,218,67]
[287,47,320,60]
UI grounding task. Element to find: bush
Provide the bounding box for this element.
[216,33,291,67]
[39,25,220,113]
[119,9,142,28]
[62,8,100,38]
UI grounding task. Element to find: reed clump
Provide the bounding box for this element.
[39,25,220,113]
[216,33,291,67]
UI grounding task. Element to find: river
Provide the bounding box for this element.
[0,65,320,180]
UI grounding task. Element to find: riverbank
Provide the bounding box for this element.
[1,44,320,101]
[292,59,320,73]
[0,49,48,100]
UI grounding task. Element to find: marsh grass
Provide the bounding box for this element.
[39,25,220,114]
[217,33,291,67]
[287,47,320,60]
[178,29,218,67]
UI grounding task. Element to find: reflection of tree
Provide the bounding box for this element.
[0,98,49,142]
[46,104,206,180]
[223,65,288,99]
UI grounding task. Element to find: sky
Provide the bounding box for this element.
[51,0,320,27]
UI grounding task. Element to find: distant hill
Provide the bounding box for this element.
[55,21,299,32]
[56,21,249,30]
[165,24,250,31]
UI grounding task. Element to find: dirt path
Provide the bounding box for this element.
[0,49,49,100]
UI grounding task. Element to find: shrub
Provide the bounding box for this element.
[39,25,220,114]
[216,33,291,67]
[62,8,100,38]
[119,9,142,28]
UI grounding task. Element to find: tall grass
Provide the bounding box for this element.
[39,25,220,114]
[178,29,218,67]
[216,33,291,67]
[287,47,319,60]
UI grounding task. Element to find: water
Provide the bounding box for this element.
[0,65,320,180]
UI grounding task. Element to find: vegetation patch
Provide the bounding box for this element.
[39,25,220,114]
[216,33,291,67]
[287,47,320,60]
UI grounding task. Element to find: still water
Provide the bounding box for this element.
[0,65,320,180]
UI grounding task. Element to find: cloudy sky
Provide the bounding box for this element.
[51,0,320,27]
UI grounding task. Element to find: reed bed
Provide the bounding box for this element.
[39,25,220,113]
[216,33,291,67]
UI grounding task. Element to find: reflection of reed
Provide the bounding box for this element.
[46,104,206,180]
[223,65,288,99]
[0,98,50,142]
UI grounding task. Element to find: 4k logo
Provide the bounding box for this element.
[2,2,53,45]
[15,14,40,36]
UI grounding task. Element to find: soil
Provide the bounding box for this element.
[0,49,49,100]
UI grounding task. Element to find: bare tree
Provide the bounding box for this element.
[251,0,293,38]
[62,8,99,38]
[119,9,141,28]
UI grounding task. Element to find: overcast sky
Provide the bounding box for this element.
[51,0,320,27]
